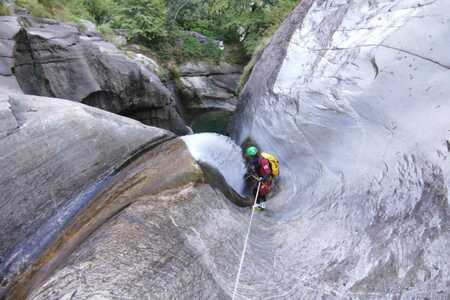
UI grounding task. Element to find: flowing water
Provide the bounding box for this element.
[181,133,247,196]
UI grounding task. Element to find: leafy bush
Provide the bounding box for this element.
[80,0,116,24]
[173,35,223,63]
[0,2,12,16]
[114,0,168,45]
[13,0,299,64]
[97,23,115,41]
[16,0,53,18]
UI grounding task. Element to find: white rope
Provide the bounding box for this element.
[232,181,262,300]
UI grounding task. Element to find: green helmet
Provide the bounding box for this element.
[245,146,258,156]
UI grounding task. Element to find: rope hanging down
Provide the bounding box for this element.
[231,181,262,300]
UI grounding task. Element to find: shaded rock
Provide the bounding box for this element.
[179,76,236,109]
[178,61,242,77]
[175,61,242,133]
[0,94,174,299]
[0,15,188,134]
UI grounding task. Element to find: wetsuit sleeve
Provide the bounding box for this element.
[246,158,259,177]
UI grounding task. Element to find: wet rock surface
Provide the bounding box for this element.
[0,15,188,134]
[29,184,237,300]
[232,0,450,298]
[0,94,173,298]
[1,0,450,299]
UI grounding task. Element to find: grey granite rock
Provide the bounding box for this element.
[28,146,235,300]
[78,19,99,37]
[0,15,189,134]
[175,62,242,132]
[0,94,173,299]
[2,0,450,299]
[232,0,450,298]
[178,61,242,77]
[0,16,22,94]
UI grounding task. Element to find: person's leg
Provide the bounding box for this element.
[259,195,266,208]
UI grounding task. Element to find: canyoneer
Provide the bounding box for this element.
[244,146,279,210]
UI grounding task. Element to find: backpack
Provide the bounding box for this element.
[261,152,279,177]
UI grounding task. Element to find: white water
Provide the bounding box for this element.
[181,133,247,196]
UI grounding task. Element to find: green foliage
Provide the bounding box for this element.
[114,0,168,45]
[224,44,250,65]
[167,0,299,57]
[97,23,115,41]
[172,35,223,63]
[0,2,12,16]
[13,0,299,64]
[239,36,270,90]
[16,0,53,18]
[80,0,116,24]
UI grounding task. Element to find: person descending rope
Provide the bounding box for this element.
[244,145,279,210]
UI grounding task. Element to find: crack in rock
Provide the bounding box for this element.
[370,56,379,79]
[312,44,450,70]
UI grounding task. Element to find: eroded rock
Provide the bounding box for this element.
[0,94,174,299]
[232,0,450,298]
[175,61,242,133]
[0,15,189,134]
[2,1,450,299]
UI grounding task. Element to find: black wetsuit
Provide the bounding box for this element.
[246,155,269,204]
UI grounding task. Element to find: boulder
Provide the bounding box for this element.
[0,94,174,299]
[175,61,242,133]
[78,19,99,37]
[0,15,189,134]
[178,61,242,77]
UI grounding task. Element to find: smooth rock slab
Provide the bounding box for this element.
[29,184,236,300]
[0,94,172,281]
[232,0,450,298]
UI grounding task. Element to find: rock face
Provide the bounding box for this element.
[0,15,188,134]
[0,95,247,300]
[0,16,22,94]
[2,1,450,299]
[0,94,174,298]
[175,61,242,133]
[29,173,234,300]
[232,0,450,298]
